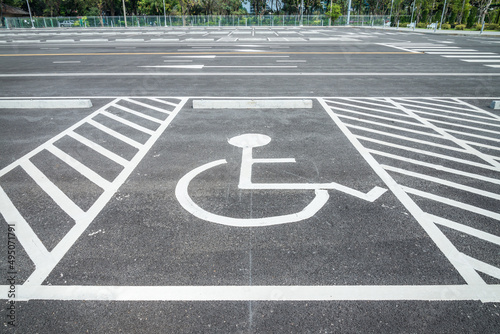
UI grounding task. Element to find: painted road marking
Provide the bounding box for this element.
[321,97,500,290]
[0,99,92,108]
[0,97,187,286]
[2,72,500,77]
[192,99,313,109]
[1,97,499,302]
[383,42,500,68]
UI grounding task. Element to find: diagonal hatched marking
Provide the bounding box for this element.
[0,97,187,286]
[323,97,500,291]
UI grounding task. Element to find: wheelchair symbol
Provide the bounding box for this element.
[175,134,387,227]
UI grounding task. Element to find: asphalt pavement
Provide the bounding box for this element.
[0,26,500,333]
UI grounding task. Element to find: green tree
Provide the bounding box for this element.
[326,3,341,24]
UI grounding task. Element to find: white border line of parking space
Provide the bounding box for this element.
[3,284,499,302]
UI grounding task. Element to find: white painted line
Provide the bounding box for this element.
[21,160,86,221]
[356,135,498,171]
[8,285,500,302]
[486,65,500,68]
[383,164,500,201]
[0,186,51,267]
[67,131,129,167]
[45,39,75,43]
[112,103,163,123]
[463,255,500,280]
[163,55,215,58]
[0,99,92,109]
[115,39,144,42]
[216,56,290,58]
[163,60,193,62]
[208,66,297,68]
[193,99,313,109]
[3,72,500,77]
[100,111,155,136]
[149,39,179,42]
[347,124,467,153]
[139,65,204,69]
[148,98,178,108]
[426,118,500,136]
[53,61,81,64]
[368,149,500,186]
[461,59,500,63]
[394,98,492,115]
[79,39,108,42]
[442,55,500,58]
[338,114,444,138]
[12,40,41,43]
[326,99,416,119]
[431,215,500,246]
[333,97,400,110]
[46,145,111,189]
[414,109,500,127]
[87,119,144,149]
[417,49,475,52]
[402,185,500,221]
[466,138,500,154]
[426,52,496,55]
[389,99,500,170]
[123,98,172,114]
[276,60,306,63]
[446,129,500,144]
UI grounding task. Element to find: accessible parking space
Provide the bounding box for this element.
[1,97,499,303]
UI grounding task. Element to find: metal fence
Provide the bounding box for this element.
[3,15,391,29]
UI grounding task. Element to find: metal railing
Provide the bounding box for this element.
[2,15,391,29]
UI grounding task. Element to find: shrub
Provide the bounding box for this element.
[485,23,499,31]
[473,23,483,30]
[441,23,451,29]
[455,24,466,30]
[417,22,426,28]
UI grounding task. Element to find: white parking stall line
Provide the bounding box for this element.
[6,284,500,302]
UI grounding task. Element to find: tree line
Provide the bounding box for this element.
[1,0,499,26]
